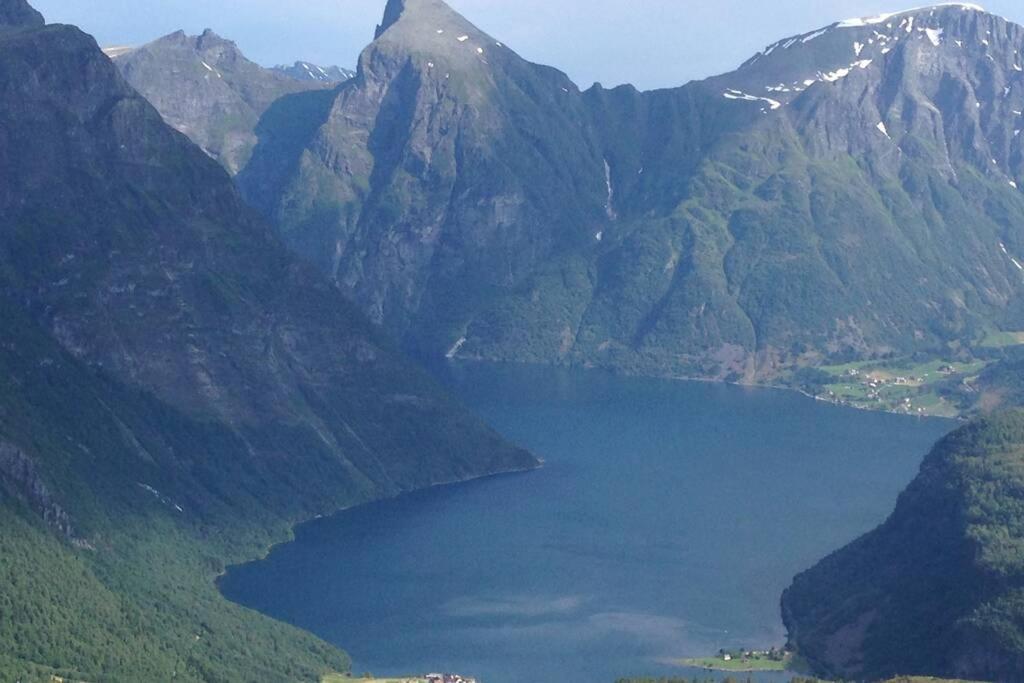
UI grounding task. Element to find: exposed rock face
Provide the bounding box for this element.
[239,0,608,356]
[109,29,337,174]
[232,2,1024,379]
[782,410,1024,682]
[0,442,75,540]
[0,0,42,31]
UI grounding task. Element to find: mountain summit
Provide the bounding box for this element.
[0,0,43,30]
[239,0,604,355]
[110,29,338,174]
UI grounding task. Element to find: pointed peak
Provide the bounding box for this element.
[0,0,44,32]
[196,28,236,51]
[374,0,475,40]
[376,0,408,39]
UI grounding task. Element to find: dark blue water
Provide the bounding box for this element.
[221,362,954,683]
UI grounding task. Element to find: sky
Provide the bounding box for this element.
[29,0,1024,90]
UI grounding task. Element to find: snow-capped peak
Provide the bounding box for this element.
[837,3,985,28]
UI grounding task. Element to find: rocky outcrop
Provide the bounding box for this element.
[0,442,75,539]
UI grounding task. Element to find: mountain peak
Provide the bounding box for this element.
[836,2,985,28]
[376,0,408,38]
[196,27,234,50]
[365,0,506,78]
[374,0,480,42]
[0,0,44,31]
[718,0,1018,117]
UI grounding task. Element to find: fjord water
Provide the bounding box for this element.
[221,363,952,683]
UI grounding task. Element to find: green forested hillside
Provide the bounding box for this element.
[782,411,1024,682]
[0,298,352,681]
[0,1,535,680]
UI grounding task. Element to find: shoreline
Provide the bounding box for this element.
[215,458,543,584]
[447,354,963,422]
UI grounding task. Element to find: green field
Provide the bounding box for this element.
[679,653,791,672]
[806,358,989,418]
[978,330,1024,348]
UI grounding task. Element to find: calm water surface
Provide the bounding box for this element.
[221,363,954,683]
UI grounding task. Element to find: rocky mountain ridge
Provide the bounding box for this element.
[213,0,1024,382]
[109,29,346,174]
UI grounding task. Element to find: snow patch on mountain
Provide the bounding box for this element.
[723,88,782,112]
[838,3,984,28]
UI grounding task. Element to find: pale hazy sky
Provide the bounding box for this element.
[29,1,1024,90]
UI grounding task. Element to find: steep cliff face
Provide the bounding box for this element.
[0,17,534,498]
[239,0,610,354]
[0,441,76,541]
[110,29,336,174]
[782,410,1024,682]
[0,4,535,679]
[551,4,1024,379]
[233,2,1024,378]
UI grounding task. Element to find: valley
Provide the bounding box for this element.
[3,0,1024,681]
[220,362,951,683]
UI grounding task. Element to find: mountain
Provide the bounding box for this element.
[0,1,535,680]
[239,0,608,358]
[0,0,38,29]
[272,60,355,83]
[109,29,340,174]
[227,0,1024,380]
[782,410,1024,682]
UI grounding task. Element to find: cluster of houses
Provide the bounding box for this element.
[832,367,934,413]
[718,647,787,662]
[845,367,923,387]
[425,674,477,683]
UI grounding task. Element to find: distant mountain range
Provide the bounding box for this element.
[107,31,353,174]
[0,0,533,679]
[5,0,1024,680]
[271,60,355,83]
[119,0,1024,385]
